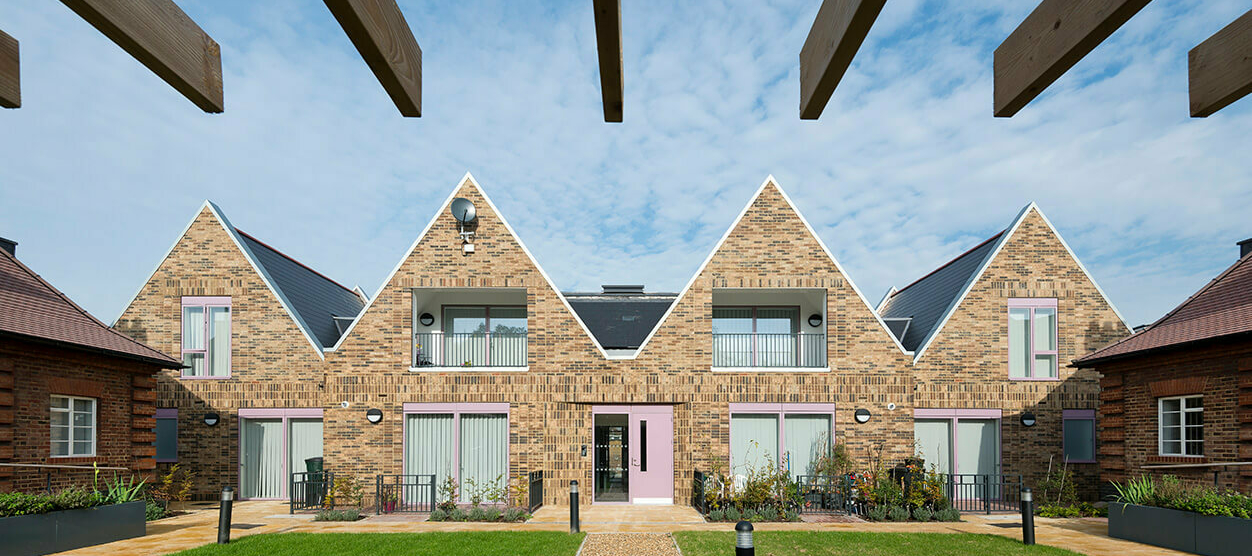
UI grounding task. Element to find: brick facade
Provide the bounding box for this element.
[0,338,161,492]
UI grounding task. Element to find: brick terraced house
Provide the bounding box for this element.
[0,239,181,492]
[114,174,1130,506]
[1076,240,1252,494]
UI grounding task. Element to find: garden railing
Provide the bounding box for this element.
[289,471,334,513]
[528,470,544,513]
[944,473,1023,514]
[374,474,437,514]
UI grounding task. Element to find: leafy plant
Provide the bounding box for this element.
[101,473,147,505]
[449,507,467,521]
[145,500,168,521]
[1038,457,1077,507]
[888,506,911,522]
[468,506,487,521]
[867,505,888,521]
[0,492,54,517]
[935,508,961,522]
[437,475,459,512]
[484,507,502,521]
[150,464,196,504]
[1037,504,1080,518]
[314,509,361,521]
[503,507,528,522]
[913,507,933,522]
[428,509,448,521]
[323,474,365,509]
[725,506,741,522]
[1110,475,1156,506]
[784,509,799,522]
[707,509,725,522]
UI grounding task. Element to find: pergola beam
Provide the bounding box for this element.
[1189,9,1252,117]
[0,30,18,109]
[799,0,887,120]
[994,0,1151,117]
[61,0,224,112]
[325,0,423,117]
[593,0,623,122]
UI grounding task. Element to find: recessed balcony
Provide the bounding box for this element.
[410,288,528,370]
[711,288,828,371]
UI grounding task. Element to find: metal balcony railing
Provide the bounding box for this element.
[413,331,527,367]
[711,332,826,367]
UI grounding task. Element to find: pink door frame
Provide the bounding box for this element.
[237,408,323,500]
[913,408,1003,501]
[591,405,675,504]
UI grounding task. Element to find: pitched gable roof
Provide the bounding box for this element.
[1076,251,1252,365]
[1,248,179,367]
[235,231,366,349]
[565,292,676,350]
[881,203,1130,362]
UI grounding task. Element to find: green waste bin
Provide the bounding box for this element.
[305,457,324,473]
[304,458,325,506]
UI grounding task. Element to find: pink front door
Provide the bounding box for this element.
[628,406,673,503]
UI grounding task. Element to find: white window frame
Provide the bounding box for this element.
[51,395,97,458]
[1158,395,1203,457]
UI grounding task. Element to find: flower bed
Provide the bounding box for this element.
[1107,475,1252,556]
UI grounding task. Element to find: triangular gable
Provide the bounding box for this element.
[327,173,610,357]
[113,201,327,359]
[628,175,912,359]
[909,203,1132,363]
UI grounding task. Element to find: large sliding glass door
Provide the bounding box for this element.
[913,410,1002,501]
[728,403,835,483]
[239,410,323,500]
[402,404,508,505]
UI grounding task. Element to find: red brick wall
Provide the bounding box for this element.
[0,338,160,492]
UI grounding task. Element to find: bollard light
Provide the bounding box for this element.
[735,519,754,556]
[1020,487,1035,546]
[217,486,234,544]
[569,480,580,534]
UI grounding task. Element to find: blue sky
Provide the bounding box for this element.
[1,0,1249,329]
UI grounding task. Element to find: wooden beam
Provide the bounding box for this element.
[325,0,422,117]
[798,0,887,120]
[0,30,17,109]
[1189,9,1252,117]
[593,0,623,122]
[61,0,223,112]
[994,0,1151,117]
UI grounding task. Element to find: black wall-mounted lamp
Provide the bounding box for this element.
[203,412,220,427]
[366,408,383,424]
[1021,411,1037,427]
[854,408,872,424]
[419,313,435,326]
[808,313,823,327]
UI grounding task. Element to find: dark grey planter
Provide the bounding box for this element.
[1109,502,1252,556]
[0,500,146,556]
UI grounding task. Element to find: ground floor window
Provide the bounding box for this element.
[403,403,508,504]
[1062,409,1096,463]
[1159,395,1202,456]
[912,409,1001,476]
[155,408,178,462]
[239,409,323,499]
[728,403,834,481]
[51,395,96,457]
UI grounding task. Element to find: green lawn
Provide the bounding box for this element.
[672,531,1083,556]
[170,532,586,556]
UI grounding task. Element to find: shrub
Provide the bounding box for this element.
[1037,504,1079,518]
[936,508,961,522]
[758,506,779,521]
[145,501,168,521]
[888,506,911,522]
[437,476,459,513]
[912,507,933,522]
[707,509,725,522]
[323,474,365,510]
[150,464,195,504]
[1038,463,1077,507]
[0,492,54,517]
[503,507,527,522]
[448,507,467,521]
[484,507,502,521]
[314,509,361,521]
[468,506,488,521]
[50,487,101,511]
[725,506,741,522]
[867,505,888,521]
[742,509,759,522]
[428,509,447,521]
[1111,475,1252,519]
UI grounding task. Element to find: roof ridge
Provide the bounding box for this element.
[890,230,1005,298]
[0,249,178,364]
[234,228,357,295]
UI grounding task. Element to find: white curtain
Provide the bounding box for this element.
[242,419,284,499]
[459,414,508,502]
[182,306,204,376]
[784,414,830,479]
[1008,308,1030,378]
[1033,308,1057,377]
[913,419,952,474]
[288,419,323,476]
[730,414,778,480]
[405,414,453,505]
[209,307,230,376]
[956,419,1000,498]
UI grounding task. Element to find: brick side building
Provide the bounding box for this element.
[1076,242,1252,494]
[0,240,180,492]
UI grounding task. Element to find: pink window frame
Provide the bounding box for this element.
[155,408,178,463]
[180,296,231,379]
[402,403,510,501]
[913,408,1003,476]
[441,305,528,367]
[712,306,801,366]
[1007,298,1058,381]
[236,408,324,500]
[727,403,836,473]
[1062,409,1097,464]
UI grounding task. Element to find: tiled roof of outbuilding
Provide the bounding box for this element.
[0,248,180,367]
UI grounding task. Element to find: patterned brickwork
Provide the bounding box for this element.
[910,210,1129,499]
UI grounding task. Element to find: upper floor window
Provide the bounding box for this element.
[51,395,95,457]
[414,306,527,367]
[1159,395,1202,457]
[712,307,824,368]
[182,297,231,378]
[1008,298,1057,379]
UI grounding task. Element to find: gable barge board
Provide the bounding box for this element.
[1189,9,1252,117]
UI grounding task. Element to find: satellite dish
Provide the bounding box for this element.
[450,198,477,223]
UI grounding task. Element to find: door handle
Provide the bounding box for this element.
[631,458,638,467]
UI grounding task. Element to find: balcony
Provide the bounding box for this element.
[412,331,527,368]
[711,332,826,368]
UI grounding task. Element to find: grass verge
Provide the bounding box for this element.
[672,531,1082,556]
[170,531,586,556]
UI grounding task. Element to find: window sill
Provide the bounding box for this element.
[179,375,232,380]
[1148,455,1207,464]
[710,367,831,373]
[1065,459,1097,464]
[408,366,529,373]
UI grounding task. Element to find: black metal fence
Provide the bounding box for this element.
[527,471,544,513]
[290,471,334,513]
[413,332,527,367]
[375,474,437,514]
[692,470,708,514]
[711,333,826,367]
[945,473,1023,514]
[795,474,865,515]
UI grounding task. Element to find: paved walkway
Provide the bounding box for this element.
[54,502,1192,556]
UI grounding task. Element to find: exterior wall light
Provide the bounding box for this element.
[366,408,383,424]
[854,409,871,424]
[808,313,823,327]
[1021,412,1037,427]
[203,412,220,427]
[419,313,435,326]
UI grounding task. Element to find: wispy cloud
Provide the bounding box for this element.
[0,0,1248,327]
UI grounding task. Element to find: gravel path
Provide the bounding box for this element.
[578,533,681,556]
